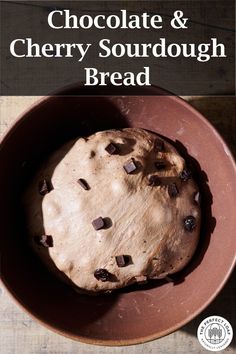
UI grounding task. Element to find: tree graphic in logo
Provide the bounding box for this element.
[198,316,233,351]
[205,323,226,344]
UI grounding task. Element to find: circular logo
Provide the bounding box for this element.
[197,316,233,351]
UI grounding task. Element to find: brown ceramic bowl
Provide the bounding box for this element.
[0,86,235,345]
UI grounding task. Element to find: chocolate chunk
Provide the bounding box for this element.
[94,268,111,282]
[77,178,89,190]
[155,161,166,170]
[115,255,126,267]
[148,175,161,186]
[168,183,179,198]
[105,143,118,155]
[92,217,105,230]
[34,235,53,247]
[184,215,197,232]
[123,158,137,174]
[154,139,164,152]
[89,151,96,158]
[115,255,131,267]
[38,179,53,196]
[180,169,192,181]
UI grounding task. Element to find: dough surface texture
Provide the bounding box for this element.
[24,128,201,293]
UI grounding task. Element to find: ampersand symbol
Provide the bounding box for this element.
[171,10,188,29]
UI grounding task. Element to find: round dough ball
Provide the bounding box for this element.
[24,128,201,293]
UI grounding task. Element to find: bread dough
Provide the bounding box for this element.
[24,128,201,293]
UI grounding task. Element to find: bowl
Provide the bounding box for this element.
[0,86,235,345]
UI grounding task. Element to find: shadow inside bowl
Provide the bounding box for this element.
[1,97,133,337]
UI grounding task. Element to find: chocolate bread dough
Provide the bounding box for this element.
[24,128,201,293]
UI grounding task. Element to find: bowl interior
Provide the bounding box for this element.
[0,90,235,345]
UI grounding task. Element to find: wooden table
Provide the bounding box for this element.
[0,96,235,354]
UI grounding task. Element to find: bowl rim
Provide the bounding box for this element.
[0,88,235,346]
